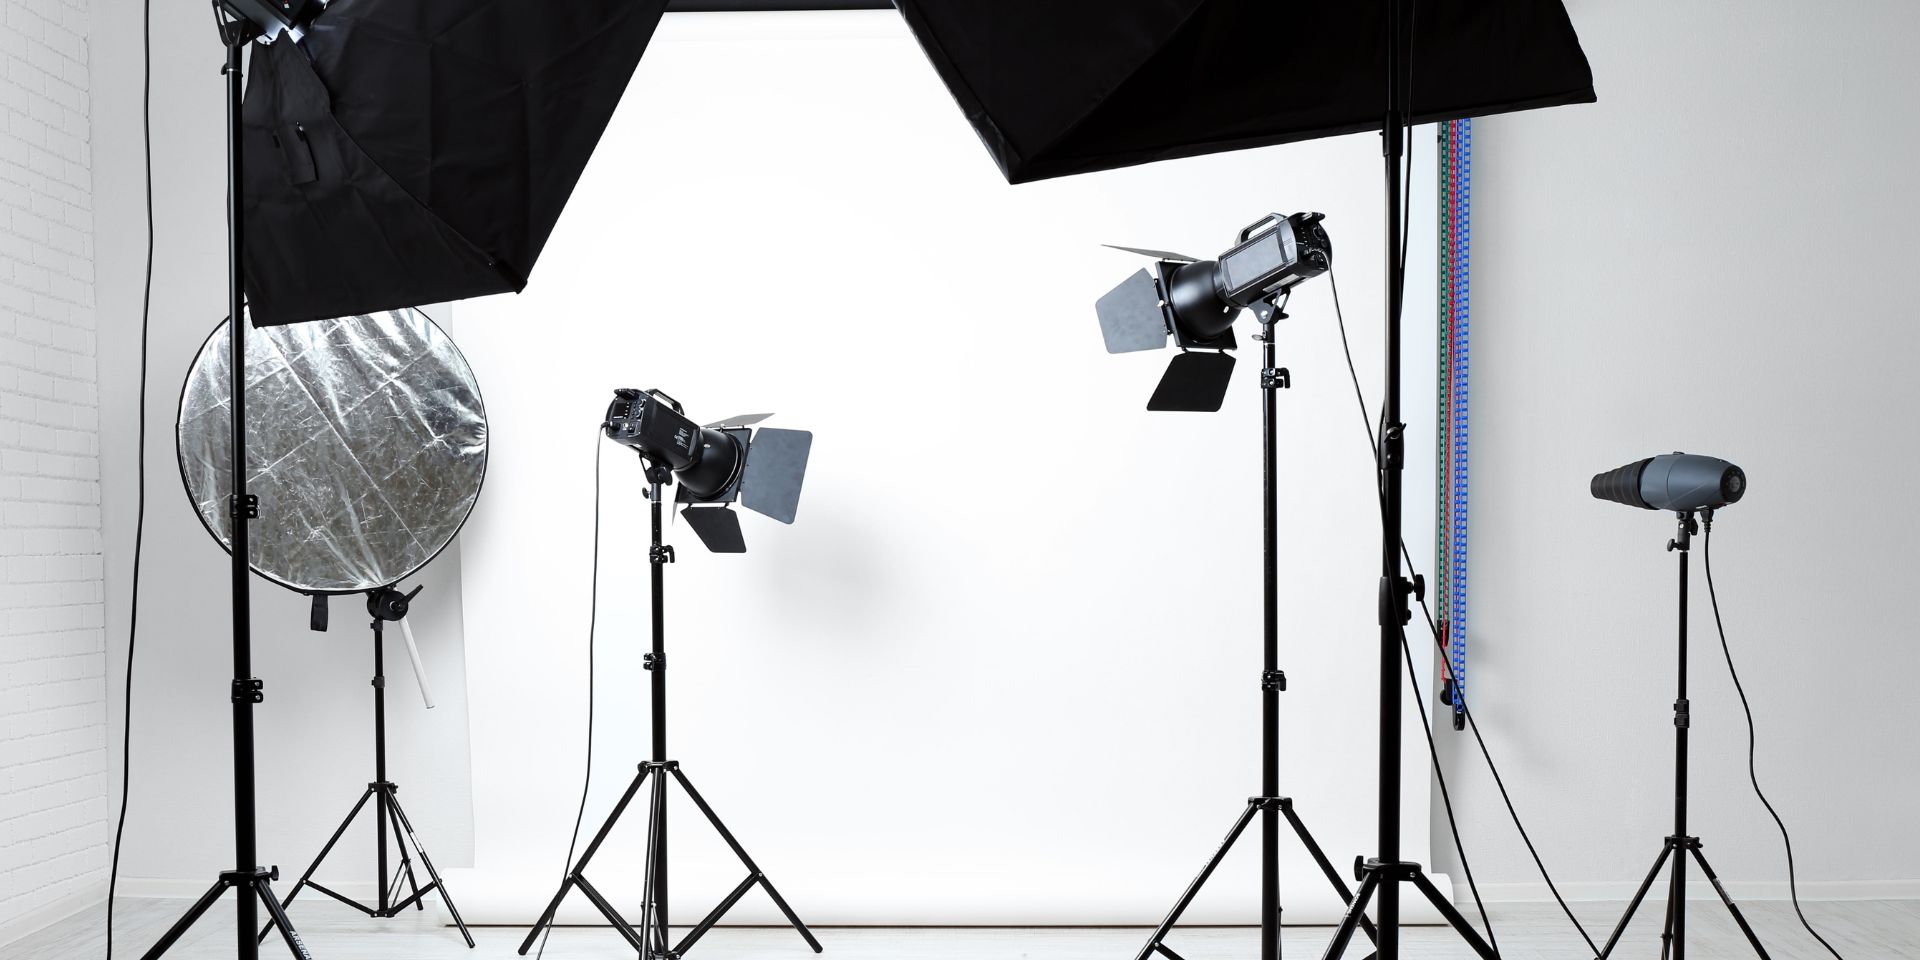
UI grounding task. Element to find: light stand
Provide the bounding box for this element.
[518,470,821,959]
[1132,301,1378,960]
[258,586,475,948]
[1317,3,1502,958]
[1594,511,1772,960]
[134,17,312,960]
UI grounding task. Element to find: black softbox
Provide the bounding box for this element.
[896,0,1594,183]
[240,0,669,326]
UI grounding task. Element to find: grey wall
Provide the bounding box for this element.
[88,0,476,901]
[1433,0,1920,901]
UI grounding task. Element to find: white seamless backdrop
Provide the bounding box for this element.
[445,12,1446,926]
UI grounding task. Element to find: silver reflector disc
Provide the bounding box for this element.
[176,309,488,595]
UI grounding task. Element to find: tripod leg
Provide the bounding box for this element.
[1598,845,1672,959]
[388,794,476,947]
[574,873,647,954]
[1673,839,1687,960]
[256,881,315,960]
[675,875,760,956]
[516,765,654,955]
[1659,860,1679,960]
[1317,868,1380,960]
[1130,802,1262,960]
[1410,869,1498,960]
[641,773,672,958]
[382,791,424,913]
[138,879,231,960]
[670,766,823,953]
[260,785,376,942]
[1690,847,1773,960]
[1282,803,1379,947]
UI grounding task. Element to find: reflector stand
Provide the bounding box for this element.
[259,585,474,949]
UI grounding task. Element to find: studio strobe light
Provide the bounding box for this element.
[1592,453,1746,513]
[1098,212,1331,411]
[520,390,819,960]
[604,388,812,552]
[1093,216,1394,960]
[1587,453,1774,960]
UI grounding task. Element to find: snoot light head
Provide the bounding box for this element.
[1592,453,1746,513]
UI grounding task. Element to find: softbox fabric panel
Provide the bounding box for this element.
[242,0,670,326]
[897,0,1595,184]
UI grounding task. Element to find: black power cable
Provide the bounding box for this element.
[1328,265,1601,955]
[1702,517,1847,960]
[535,426,607,960]
[105,0,155,953]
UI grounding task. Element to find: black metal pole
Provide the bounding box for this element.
[225,32,261,960]
[1672,514,1691,960]
[1259,317,1281,960]
[373,618,391,913]
[1376,0,1408,956]
[649,481,671,942]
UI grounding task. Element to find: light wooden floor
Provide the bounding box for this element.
[14,896,1915,960]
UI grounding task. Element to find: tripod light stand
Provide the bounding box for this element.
[1315,8,1501,959]
[258,585,475,948]
[1139,296,1383,960]
[1593,510,1772,960]
[1097,216,1378,960]
[134,12,310,960]
[900,2,1593,955]
[520,392,819,959]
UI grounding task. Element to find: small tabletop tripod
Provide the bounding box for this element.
[1596,510,1771,960]
[518,472,821,959]
[260,585,474,948]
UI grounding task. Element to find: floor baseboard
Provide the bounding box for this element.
[0,881,108,952]
[1473,878,1920,903]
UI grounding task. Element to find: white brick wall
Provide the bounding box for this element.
[0,0,106,938]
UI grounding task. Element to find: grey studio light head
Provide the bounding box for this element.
[604,388,813,553]
[1591,453,1747,514]
[1096,212,1331,412]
